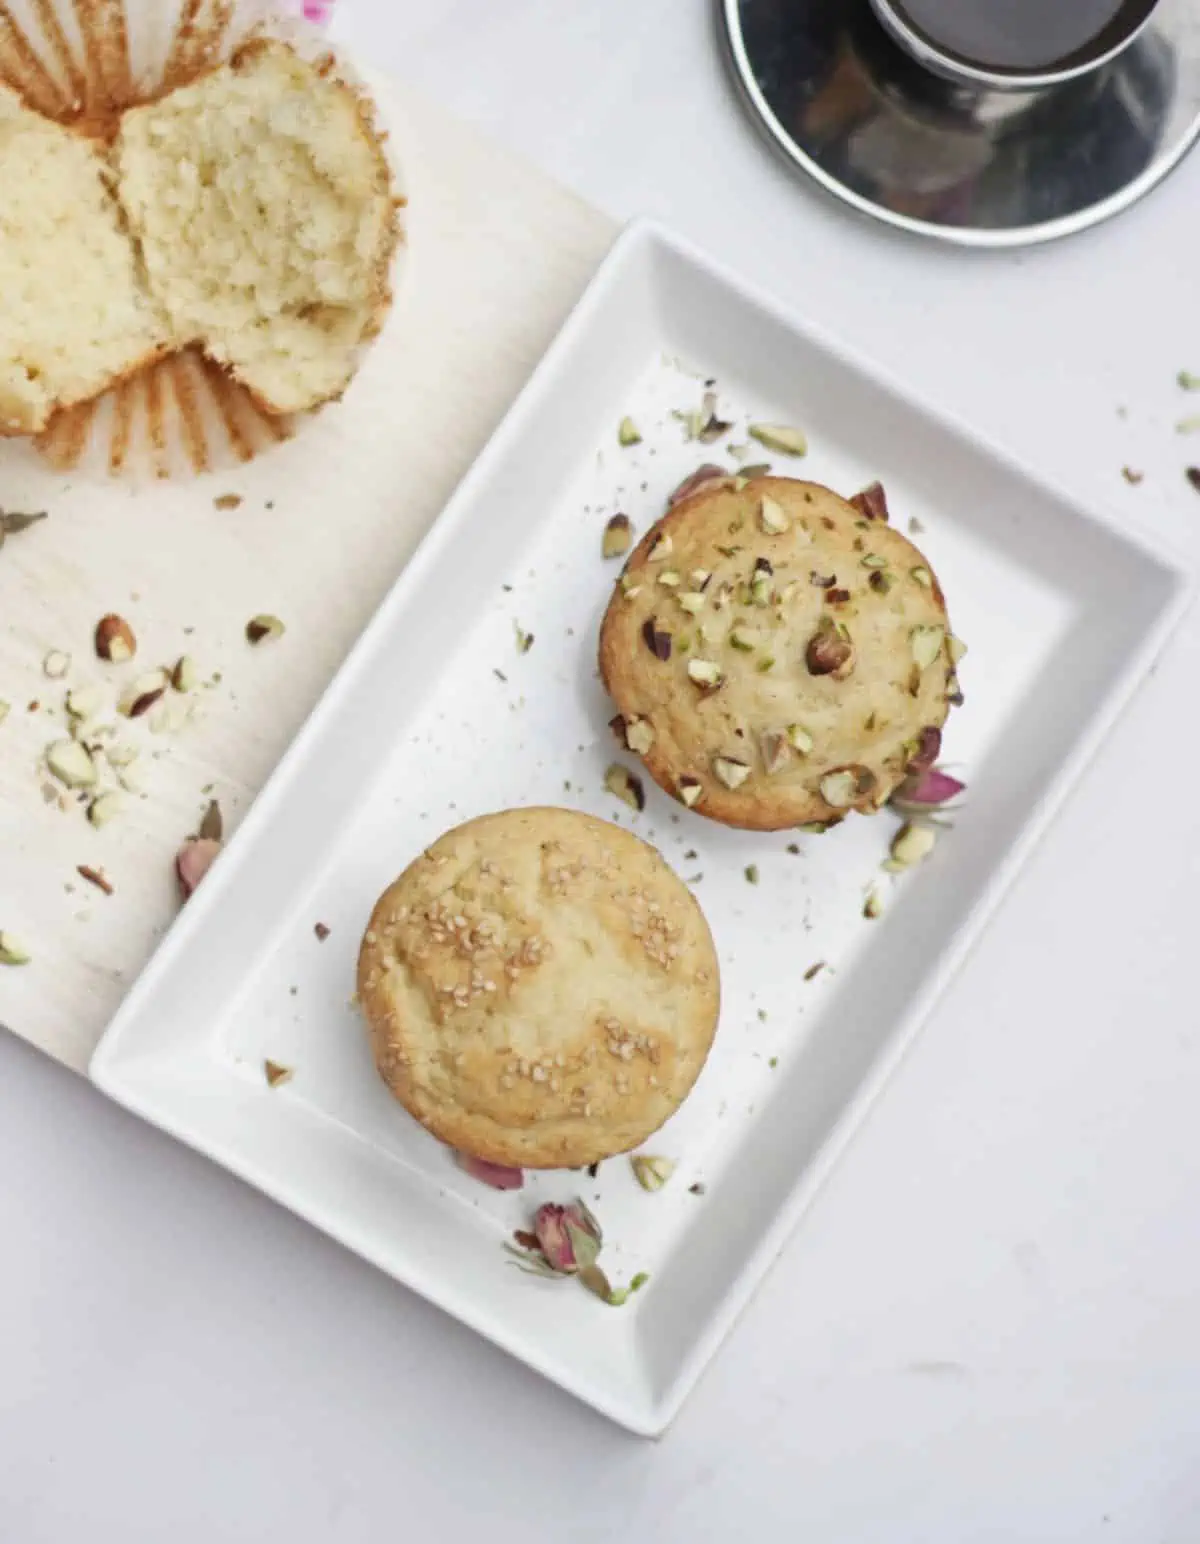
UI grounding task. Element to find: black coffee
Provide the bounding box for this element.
[888,0,1150,73]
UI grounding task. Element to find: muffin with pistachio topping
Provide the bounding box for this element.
[358,807,721,1169]
[599,475,960,831]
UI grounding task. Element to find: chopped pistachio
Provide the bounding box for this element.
[946,633,969,666]
[630,1155,675,1192]
[657,569,681,588]
[264,1060,293,1088]
[602,513,634,559]
[910,565,933,588]
[756,656,776,673]
[850,482,889,523]
[171,656,198,692]
[687,659,724,690]
[1177,416,1200,434]
[624,716,655,756]
[617,416,642,447]
[744,864,760,885]
[910,624,946,672]
[42,650,70,680]
[748,423,808,457]
[46,739,96,789]
[697,391,732,443]
[868,570,894,595]
[712,755,751,790]
[87,792,124,829]
[0,932,31,966]
[729,625,761,652]
[246,614,285,645]
[861,554,888,570]
[604,762,645,812]
[65,684,106,722]
[116,758,148,795]
[104,741,138,769]
[738,463,772,480]
[863,887,885,920]
[678,776,703,807]
[198,800,224,842]
[759,730,790,774]
[758,495,790,535]
[821,768,864,809]
[786,724,814,755]
[673,407,706,441]
[806,620,855,679]
[647,533,673,563]
[1121,466,1144,485]
[118,671,168,719]
[1177,370,1200,390]
[888,821,937,869]
[677,591,706,615]
[514,623,534,654]
[642,619,672,660]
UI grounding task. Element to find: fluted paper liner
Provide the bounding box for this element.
[0,0,406,479]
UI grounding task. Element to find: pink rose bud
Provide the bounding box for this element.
[533,1200,603,1275]
[892,765,966,810]
[176,837,221,899]
[455,1151,524,1191]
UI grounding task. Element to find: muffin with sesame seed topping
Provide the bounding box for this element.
[599,476,959,831]
[358,807,721,1169]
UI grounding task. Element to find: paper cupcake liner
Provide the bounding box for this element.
[0,0,405,481]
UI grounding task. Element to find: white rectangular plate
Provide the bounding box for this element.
[90,222,1191,1436]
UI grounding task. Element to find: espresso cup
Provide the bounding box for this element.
[868,0,1161,90]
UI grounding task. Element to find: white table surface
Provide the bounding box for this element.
[4,4,1200,1539]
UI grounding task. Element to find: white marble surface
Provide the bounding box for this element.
[3,3,1200,1538]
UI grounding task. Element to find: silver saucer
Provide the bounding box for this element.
[719,0,1200,245]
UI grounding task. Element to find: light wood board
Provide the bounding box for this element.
[0,82,617,1073]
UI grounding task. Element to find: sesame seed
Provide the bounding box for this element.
[532,1066,547,1083]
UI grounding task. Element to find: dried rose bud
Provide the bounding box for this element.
[667,464,729,507]
[456,1151,524,1190]
[850,481,890,522]
[176,837,221,899]
[890,765,966,814]
[534,1200,603,1275]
